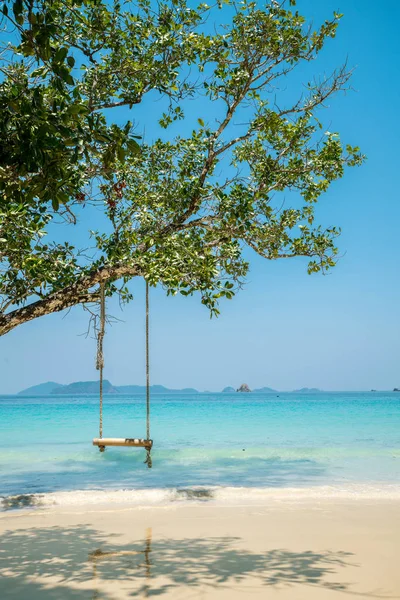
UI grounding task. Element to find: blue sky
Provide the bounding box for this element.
[1,0,399,394]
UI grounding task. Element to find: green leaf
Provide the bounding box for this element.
[127,139,140,154]
[93,133,112,143]
[40,43,51,61]
[117,146,126,162]
[57,191,70,204]
[12,0,22,19]
[54,47,68,63]
[67,104,87,114]
[59,68,74,85]
[198,118,204,127]
[31,66,48,78]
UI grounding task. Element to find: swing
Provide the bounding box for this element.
[92,281,153,467]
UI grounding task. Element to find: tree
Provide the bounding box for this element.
[0,0,363,336]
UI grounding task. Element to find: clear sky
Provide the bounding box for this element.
[1,0,399,394]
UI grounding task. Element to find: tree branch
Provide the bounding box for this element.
[0,262,142,336]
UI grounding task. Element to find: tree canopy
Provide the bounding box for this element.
[0,0,364,336]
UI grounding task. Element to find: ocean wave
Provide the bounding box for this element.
[2,483,400,511]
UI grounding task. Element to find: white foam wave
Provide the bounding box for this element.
[2,483,400,511]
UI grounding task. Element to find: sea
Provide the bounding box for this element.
[1,392,400,510]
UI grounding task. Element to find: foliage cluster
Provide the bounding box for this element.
[0,0,363,335]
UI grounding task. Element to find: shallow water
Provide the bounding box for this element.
[0,392,399,506]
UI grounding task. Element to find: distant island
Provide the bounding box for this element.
[17,381,65,395]
[18,381,199,396]
[237,383,251,393]
[54,380,119,395]
[223,385,297,393]
[17,381,326,396]
[236,384,278,393]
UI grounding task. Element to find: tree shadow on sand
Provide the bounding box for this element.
[0,525,395,599]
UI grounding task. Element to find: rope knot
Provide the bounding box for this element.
[144,447,152,469]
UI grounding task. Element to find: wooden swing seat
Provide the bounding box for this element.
[93,438,153,449]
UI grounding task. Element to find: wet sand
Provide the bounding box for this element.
[0,499,399,599]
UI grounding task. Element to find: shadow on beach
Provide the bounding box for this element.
[0,523,394,599]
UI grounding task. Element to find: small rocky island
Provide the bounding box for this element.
[237,383,251,393]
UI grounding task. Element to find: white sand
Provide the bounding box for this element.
[0,499,399,599]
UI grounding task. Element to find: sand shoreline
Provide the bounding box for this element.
[0,499,399,599]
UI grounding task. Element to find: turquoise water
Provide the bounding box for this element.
[0,392,400,505]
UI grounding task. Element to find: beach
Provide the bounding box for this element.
[1,392,399,598]
[1,497,399,599]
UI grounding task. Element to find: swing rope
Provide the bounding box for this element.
[96,282,106,450]
[95,279,152,465]
[144,280,152,468]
